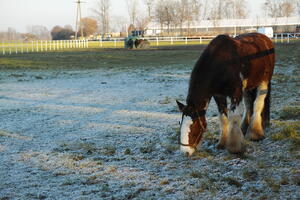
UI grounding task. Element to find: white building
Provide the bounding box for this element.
[145,16,300,36]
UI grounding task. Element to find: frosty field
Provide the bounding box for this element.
[0,44,299,199]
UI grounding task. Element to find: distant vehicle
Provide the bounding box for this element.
[296,25,300,33]
[257,27,274,38]
[124,30,150,49]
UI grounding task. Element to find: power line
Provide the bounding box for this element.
[75,0,86,39]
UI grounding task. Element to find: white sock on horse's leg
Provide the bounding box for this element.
[217,113,229,149]
[246,82,268,140]
[226,109,245,154]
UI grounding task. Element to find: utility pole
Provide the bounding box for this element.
[75,0,85,39]
[232,0,237,36]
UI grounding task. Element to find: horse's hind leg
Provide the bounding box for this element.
[262,82,271,129]
[246,82,269,141]
[241,88,256,134]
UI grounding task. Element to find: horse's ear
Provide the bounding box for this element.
[176,100,185,112]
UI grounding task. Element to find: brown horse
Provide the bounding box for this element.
[176,33,275,155]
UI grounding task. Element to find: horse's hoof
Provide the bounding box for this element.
[226,144,246,154]
[251,135,265,141]
[246,131,265,141]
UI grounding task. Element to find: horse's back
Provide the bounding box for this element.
[234,33,275,90]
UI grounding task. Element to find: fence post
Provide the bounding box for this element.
[100,38,103,47]
[86,40,89,48]
[15,41,18,54]
[26,42,28,53]
[185,37,187,44]
[287,34,290,43]
[41,41,43,52]
[21,41,23,53]
[9,41,12,54]
[114,39,116,48]
[281,34,283,43]
[171,37,173,45]
[36,41,39,52]
[2,41,4,55]
[156,37,158,46]
[200,37,202,44]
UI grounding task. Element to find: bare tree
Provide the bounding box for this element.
[93,0,111,35]
[208,0,248,20]
[172,0,201,35]
[297,0,300,15]
[126,0,139,26]
[262,0,279,17]
[175,0,187,35]
[280,0,294,17]
[154,0,178,34]
[26,25,51,40]
[143,0,155,18]
[155,0,166,32]
[110,15,128,34]
[235,0,249,19]
[262,0,294,17]
[186,0,201,32]
[136,14,151,31]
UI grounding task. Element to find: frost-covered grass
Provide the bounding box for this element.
[0,44,299,199]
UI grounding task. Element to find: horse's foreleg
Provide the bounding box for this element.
[246,82,268,141]
[225,99,246,154]
[214,96,228,149]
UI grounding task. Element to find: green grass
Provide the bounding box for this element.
[0,45,206,70]
[271,124,300,152]
[278,106,300,120]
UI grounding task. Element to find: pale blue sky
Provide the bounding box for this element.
[0,0,263,32]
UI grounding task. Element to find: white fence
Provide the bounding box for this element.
[1,33,299,55]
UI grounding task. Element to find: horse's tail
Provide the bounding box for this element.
[263,81,271,129]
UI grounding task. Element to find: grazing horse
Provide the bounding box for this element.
[176,33,275,155]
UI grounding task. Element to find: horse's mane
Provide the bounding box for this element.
[186,35,240,106]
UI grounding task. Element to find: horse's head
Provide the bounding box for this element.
[176,100,207,156]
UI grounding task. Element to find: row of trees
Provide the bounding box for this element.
[1,0,299,41]
[0,26,51,41]
[51,18,99,40]
[263,0,299,18]
[92,0,300,35]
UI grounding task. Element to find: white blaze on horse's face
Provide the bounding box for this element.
[180,115,195,155]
